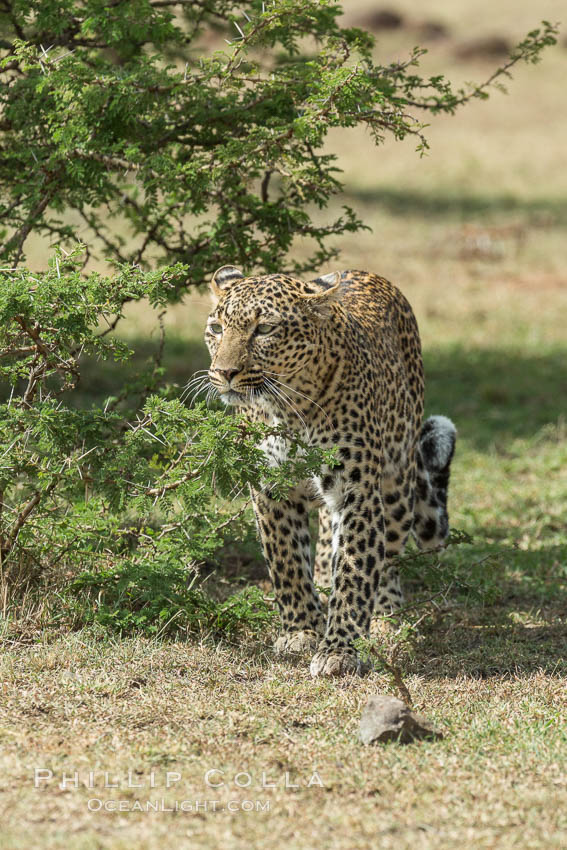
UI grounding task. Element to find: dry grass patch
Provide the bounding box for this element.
[1,631,566,850]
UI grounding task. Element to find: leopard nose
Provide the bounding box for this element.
[217,368,240,382]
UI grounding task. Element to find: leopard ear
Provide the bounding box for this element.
[307,271,341,292]
[210,266,245,303]
[300,271,342,318]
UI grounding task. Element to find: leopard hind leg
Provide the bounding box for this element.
[372,463,417,616]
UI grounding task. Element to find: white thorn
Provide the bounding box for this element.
[54,50,74,63]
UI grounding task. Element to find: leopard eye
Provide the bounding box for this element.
[256,323,277,336]
[209,322,223,335]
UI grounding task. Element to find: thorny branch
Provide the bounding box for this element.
[0,1,555,270]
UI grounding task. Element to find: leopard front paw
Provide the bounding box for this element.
[274,629,320,656]
[309,647,361,678]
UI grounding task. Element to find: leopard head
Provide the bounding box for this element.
[204,265,341,410]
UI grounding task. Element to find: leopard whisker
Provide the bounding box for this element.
[181,372,211,400]
[264,378,309,435]
[181,380,201,399]
[182,377,210,404]
[182,369,210,389]
[266,375,330,423]
[205,386,219,407]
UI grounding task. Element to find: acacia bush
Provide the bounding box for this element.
[0,1,556,633]
[0,248,337,632]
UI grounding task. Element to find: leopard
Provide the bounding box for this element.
[203,265,456,677]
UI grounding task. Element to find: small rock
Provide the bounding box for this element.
[417,20,450,41]
[455,36,511,61]
[359,695,444,745]
[356,9,405,32]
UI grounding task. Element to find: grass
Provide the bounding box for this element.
[0,635,565,849]
[1,0,567,847]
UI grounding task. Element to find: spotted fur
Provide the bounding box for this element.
[204,267,456,677]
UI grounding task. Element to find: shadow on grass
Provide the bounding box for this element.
[3,329,565,664]
[70,340,566,455]
[0,334,211,410]
[418,616,567,678]
[72,336,210,409]
[73,337,567,679]
[3,318,564,453]
[410,541,567,678]
[423,345,567,450]
[346,186,567,224]
[417,611,567,679]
